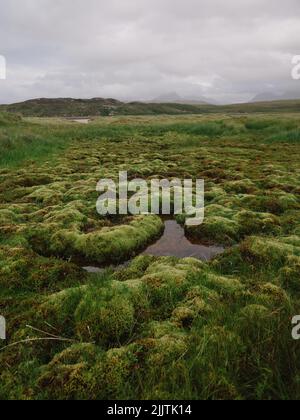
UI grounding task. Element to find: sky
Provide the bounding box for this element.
[0,0,300,104]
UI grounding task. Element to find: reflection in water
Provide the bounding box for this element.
[83,219,224,273]
[143,219,224,261]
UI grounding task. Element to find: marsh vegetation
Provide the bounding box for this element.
[0,112,299,400]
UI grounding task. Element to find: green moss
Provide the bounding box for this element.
[48,215,164,264]
[279,255,300,293]
[139,321,187,370]
[75,285,135,346]
[27,185,65,205]
[0,246,84,291]
[240,236,299,268]
[114,255,156,281]
[37,343,102,400]
[255,283,290,307]
[92,345,139,399]
[203,273,244,296]
[1,114,300,400]
[186,216,240,245]
[235,210,281,236]
[39,286,86,335]
[224,179,257,194]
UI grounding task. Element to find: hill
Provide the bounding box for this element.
[251,90,300,103]
[1,97,300,117]
[0,97,217,117]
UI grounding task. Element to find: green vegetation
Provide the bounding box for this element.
[1,97,300,118]
[0,112,299,400]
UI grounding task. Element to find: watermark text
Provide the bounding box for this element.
[0,316,6,340]
[0,55,6,80]
[292,316,300,340]
[292,56,300,80]
[96,172,205,226]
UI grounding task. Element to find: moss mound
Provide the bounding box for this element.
[1,114,300,400]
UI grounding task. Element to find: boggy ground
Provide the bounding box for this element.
[0,113,300,400]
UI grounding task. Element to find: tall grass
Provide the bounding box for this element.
[0,116,246,168]
[0,115,121,167]
[267,128,300,143]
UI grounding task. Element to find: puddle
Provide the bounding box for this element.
[142,219,224,261]
[83,219,224,274]
[72,118,90,124]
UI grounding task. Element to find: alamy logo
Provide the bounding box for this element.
[96,171,205,226]
[0,316,6,340]
[292,316,300,340]
[0,55,6,80]
[292,56,300,80]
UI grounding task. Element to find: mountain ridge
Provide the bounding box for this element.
[251,90,300,103]
[1,97,300,117]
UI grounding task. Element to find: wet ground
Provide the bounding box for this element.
[72,118,90,124]
[142,219,224,260]
[83,219,224,273]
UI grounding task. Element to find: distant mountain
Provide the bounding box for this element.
[150,92,213,105]
[1,97,300,117]
[251,90,300,103]
[0,97,124,117]
[251,93,279,103]
[0,97,215,117]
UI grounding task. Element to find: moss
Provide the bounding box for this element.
[37,343,101,400]
[27,186,64,205]
[44,202,88,228]
[241,305,270,322]
[171,307,196,327]
[49,215,164,264]
[224,179,257,194]
[235,210,281,236]
[277,194,299,211]
[92,344,139,399]
[74,285,135,346]
[0,209,20,225]
[278,255,300,293]
[185,284,220,305]
[0,246,84,291]
[140,325,187,368]
[205,186,227,202]
[203,273,244,296]
[240,236,298,268]
[1,115,300,400]
[186,216,240,245]
[39,286,86,334]
[113,255,156,281]
[247,194,299,215]
[255,283,290,307]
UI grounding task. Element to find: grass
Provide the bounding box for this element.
[0,112,299,400]
[267,128,300,143]
[1,98,300,117]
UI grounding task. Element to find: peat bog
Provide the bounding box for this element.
[0,112,300,400]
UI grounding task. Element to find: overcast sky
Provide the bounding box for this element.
[0,0,300,104]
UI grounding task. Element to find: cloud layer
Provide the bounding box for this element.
[1,0,300,104]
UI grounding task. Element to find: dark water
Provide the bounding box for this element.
[83,219,224,273]
[142,219,224,261]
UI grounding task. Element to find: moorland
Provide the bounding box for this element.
[0,109,299,400]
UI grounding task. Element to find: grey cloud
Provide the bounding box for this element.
[0,0,300,104]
